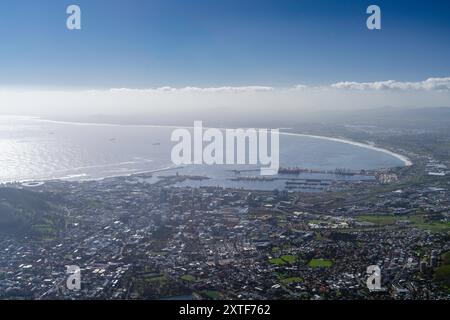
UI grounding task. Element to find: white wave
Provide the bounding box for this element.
[281,132,412,166]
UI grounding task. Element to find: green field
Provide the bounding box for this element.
[269,255,298,266]
[280,255,297,264]
[356,214,450,232]
[180,275,196,282]
[203,290,221,300]
[269,258,286,265]
[308,259,333,268]
[144,274,168,283]
[409,215,450,232]
[356,215,399,226]
[280,277,303,284]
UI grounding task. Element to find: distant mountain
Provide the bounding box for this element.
[318,106,450,132]
[0,188,65,238]
[45,106,450,132]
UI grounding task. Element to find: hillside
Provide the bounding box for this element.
[0,187,65,238]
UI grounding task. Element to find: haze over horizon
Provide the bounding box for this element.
[1,77,450,122]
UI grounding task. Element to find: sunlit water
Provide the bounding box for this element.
[0,116,405,190]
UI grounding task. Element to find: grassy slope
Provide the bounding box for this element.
[0,187,64,238]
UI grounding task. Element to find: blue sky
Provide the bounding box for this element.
[1,0,450,89]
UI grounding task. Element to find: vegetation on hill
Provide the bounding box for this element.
[0,187,65,238]
[434,251,450,290]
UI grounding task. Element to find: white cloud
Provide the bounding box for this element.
[108,77,450,94]
[330,77,450,91]
[1,77,450,119]
[110,86,274,93]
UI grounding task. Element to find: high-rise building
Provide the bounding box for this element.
[419,260,428,273]
[430,250,439,268]
[430,255,438,268]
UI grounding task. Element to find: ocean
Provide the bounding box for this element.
[0,116,407,190]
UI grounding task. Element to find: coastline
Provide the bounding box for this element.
[1,165,181,186]
[281,132,413,167]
